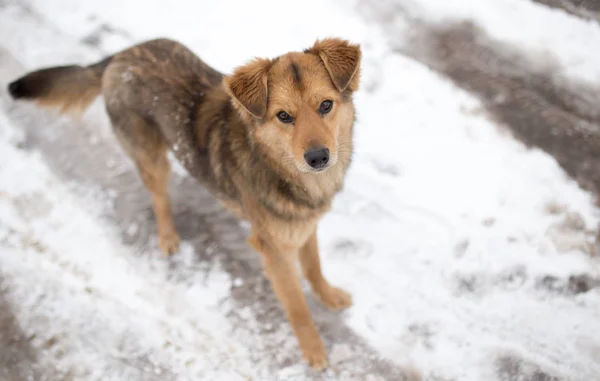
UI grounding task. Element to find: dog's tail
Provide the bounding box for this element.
[7,56,113,115]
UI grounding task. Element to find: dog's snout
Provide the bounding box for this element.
[304,147,330,169]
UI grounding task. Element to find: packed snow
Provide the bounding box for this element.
[1,0,599,380]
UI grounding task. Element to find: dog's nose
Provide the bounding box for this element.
[304,147,330,169]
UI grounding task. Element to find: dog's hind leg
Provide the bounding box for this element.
[109,109,180,256]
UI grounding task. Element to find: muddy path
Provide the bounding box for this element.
[532,0,600,22]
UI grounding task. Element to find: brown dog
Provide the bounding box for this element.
[7,37,361,369]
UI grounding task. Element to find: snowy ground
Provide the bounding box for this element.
[1,0,600,380]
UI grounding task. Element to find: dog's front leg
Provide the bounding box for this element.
[299,230,352,310]
[248,233,328,370]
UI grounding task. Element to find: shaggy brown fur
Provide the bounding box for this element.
[7,37,361,369]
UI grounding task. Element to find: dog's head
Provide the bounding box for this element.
[224,38,361,174]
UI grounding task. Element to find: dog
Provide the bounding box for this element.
[7,37,361,369]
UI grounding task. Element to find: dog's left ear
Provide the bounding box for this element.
[307,38,362,93]
[224,58,272,119]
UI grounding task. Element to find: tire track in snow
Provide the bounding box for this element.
[0,279,46,381]
[360,0,600,247]
[405,21,600,205]
[355,1,600,379]
[531,0,600,22]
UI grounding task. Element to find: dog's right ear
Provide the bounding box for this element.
[224,58,271,119]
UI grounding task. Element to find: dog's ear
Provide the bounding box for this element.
[224,58,271,119]
[307,38,361,92]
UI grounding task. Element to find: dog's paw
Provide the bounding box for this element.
[317,286,353,311]
[301,338,328,370]
[159,231,180,256]
[305,349,328,370]
[296,325,328,370]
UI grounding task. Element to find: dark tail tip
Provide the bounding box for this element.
[7,79,25,99]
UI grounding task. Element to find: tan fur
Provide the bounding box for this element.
[8,37,362,370]
[9,59,111,117]
[37,84,99,116]
[224,57,271,119]
[307,38,361,92]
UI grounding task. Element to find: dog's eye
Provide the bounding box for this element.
[319,100,333,114]
[277,111,294,124]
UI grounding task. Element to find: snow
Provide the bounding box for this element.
[1,0,599,380]
[355,0,600,84]
[0,117,255,380]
